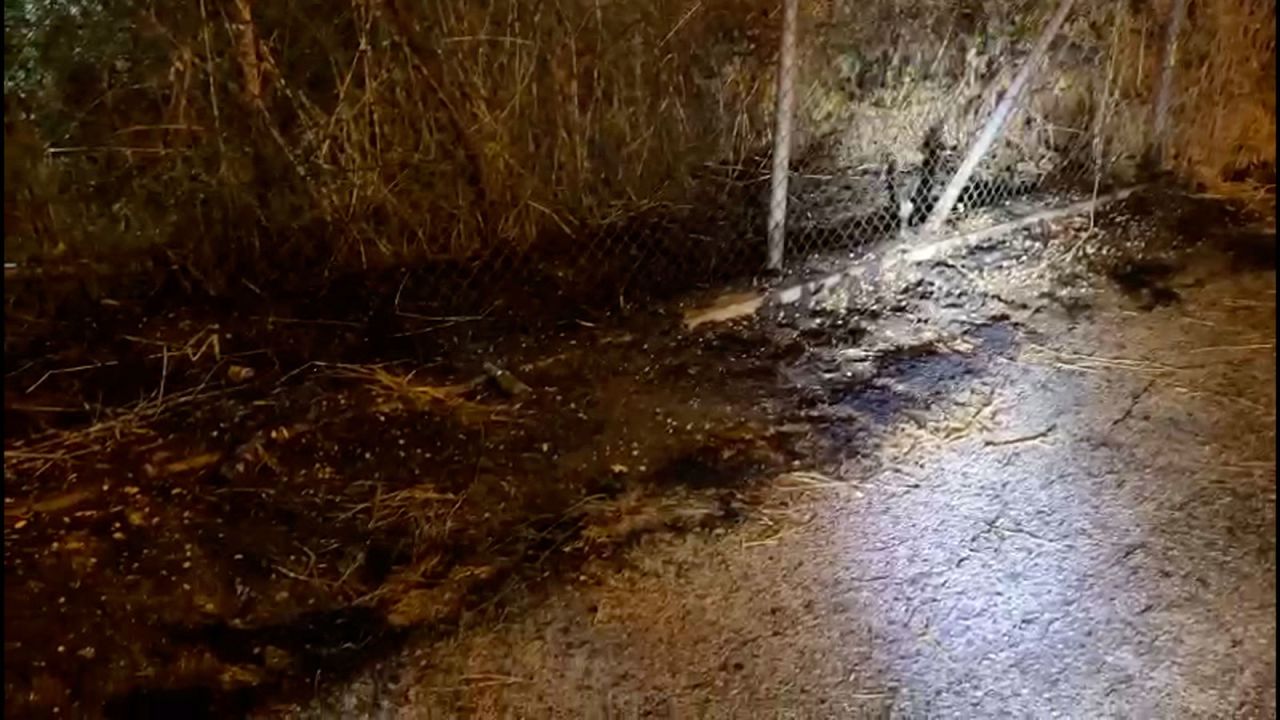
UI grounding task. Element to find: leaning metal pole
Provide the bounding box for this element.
[921,0,1076,237]
[766,0,799,271]
[1151,0,1188,167]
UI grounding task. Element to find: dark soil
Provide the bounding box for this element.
[4,185,1270,718]
[336,199,1272,719]
[4,261,804,717]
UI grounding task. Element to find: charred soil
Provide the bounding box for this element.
[4,187,1273,717]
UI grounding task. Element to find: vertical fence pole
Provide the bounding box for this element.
[921,0,1076,237]
[767,0,799,271]
[1151,0,1187,168]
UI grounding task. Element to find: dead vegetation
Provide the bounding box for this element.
[4,0,1273,309]
[327,363,498,420]
[3,300,813,715]
[3,176,1270,716]
[1,0,1274,713]
[1168,0,1276,199]
[4,0,779,299]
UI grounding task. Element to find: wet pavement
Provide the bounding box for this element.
[300,209,1276,718]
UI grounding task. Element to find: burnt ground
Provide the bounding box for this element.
[4,279,801,717]
[4,187,1276,718]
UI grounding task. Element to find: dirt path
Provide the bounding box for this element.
[296,206,1277,718]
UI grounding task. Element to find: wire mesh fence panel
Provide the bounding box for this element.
[5,0,1270,322]
[773,0,1168,276]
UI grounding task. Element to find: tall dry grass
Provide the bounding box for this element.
[786,0,1152,184]
[3,0,1273,301]
[1168,0,1275,197]
[791,0,1273,195]
[5,0,779,292]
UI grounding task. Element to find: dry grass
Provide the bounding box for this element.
[791,0,1118,176]
[794,0,1274,196]
[3,382,232,477]
[330,364,470,407]
[1169,0,1275,191]
[567,486,738,552]
[4,0,778,289]
[4,0,1271,299]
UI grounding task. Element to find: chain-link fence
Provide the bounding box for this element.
[768,0,1173,283]
[4,0,1270,321]
[418,0,1178,315]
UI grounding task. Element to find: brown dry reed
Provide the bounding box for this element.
[3,0,1273,298]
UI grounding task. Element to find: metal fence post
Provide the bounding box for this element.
[921,0,1076,237]
[1151,0,1188,168]
[767,0,799,271]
